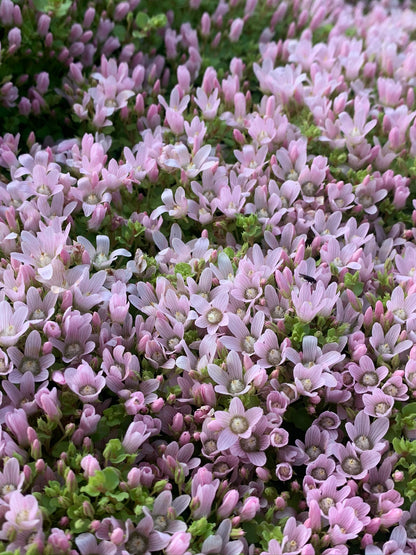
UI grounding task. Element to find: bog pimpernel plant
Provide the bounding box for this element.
[2,0,416,553]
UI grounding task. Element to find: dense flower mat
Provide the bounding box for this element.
[3,0,416,553]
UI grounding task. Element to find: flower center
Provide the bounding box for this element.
[20,358,41,376]
[86,193,100,204]
[286,539,298,552]
[38,252,52,267]
[125,533,148,554]
[16,509,30,524]
[243,335,255,353]
[267,348,281,365]
[1,325,16,337]
[319,497,334,515]
[406,521,416,539]
[378,343,392,355]
[213,462,230,474]
[167,337,181,350]
[31,308,46,320]
[360,194,373,208]
[311,467,327,481]
[94,253,108,266]
[244,287,258,300]
[361,371,378,386]
[2,484,15,495]
[230,416,249,434]
[394,308,406,320]
[384,384,398,397]
[257,208,269,219]
[302,181,316,196]
[207,308,223,324]
[375,402,389,415]
[228,379,245,394]
[306,445,322,460]
[204,439,217,454]
[355,435,372,450]
[37,184,50,195]
[79,385,97,396]
[287,169,298,180]
[65,343,82,359]
[153,515,167,531]
[319,417,335,429]
[301,378,313,392]
[272,306,285,319]
[371,483,386,494]
[174,311,186,324]
[239,435,259,452]
[341,456,362,475]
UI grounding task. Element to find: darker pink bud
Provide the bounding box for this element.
[171,413,184,433]
[179,431,191,446]
[363,307,373,327]
[114,1,130,20]
[83,7,95,27]
[151,398,164,412]
[233,128,245,144]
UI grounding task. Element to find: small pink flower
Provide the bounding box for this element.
[64,361,106,403]
[209,397,263,451]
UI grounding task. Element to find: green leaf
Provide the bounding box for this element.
[32,0,49,11]
[402,403,416,417]
[175,262,195,279]
[80,467,120,497]
[135,12,149,28]
[103,439,127,464]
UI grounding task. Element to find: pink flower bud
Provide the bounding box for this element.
[393,470,404,481]
[239,496,260,521]
[35,459,45,473]
[256,467,271,481]
[166,533,191,555]
[8,27,21,52]
[218,490,239,519]
[81,455,100,478]
[110,528,125,545]
[179,431,191,446]
[200,12,211,36]
[229,18,244,42]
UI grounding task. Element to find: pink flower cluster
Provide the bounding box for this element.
[1,0,416,554]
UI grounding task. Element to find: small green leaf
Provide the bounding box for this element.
[135,12,149,28]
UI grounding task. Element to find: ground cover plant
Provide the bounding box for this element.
[3,0,416,552]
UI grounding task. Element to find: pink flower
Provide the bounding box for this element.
[0,301,29,347]
[209,397,263,451]
[64,360,106,403]
[8,329,54,383]
[369,322,412,360]
[208,351,259,397]
[4,491,42,531]
[363,388,395,418]
[122,421,151,454]
[194,87,220,119]
[281,517,311,555]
